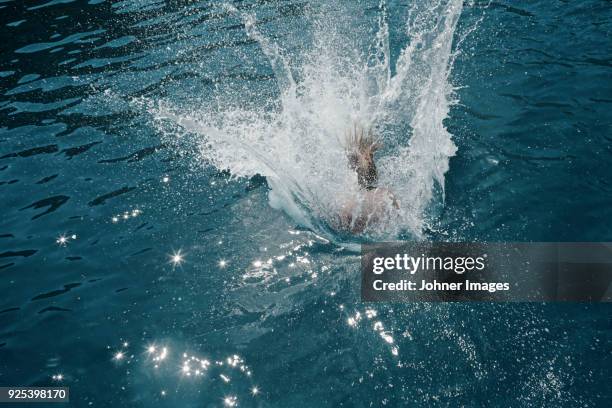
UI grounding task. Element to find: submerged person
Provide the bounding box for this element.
[337,125,399,234]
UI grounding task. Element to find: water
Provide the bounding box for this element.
[0,0,610,407]
[151,0,463,240]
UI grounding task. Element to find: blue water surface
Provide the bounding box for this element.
[0,0,611,407]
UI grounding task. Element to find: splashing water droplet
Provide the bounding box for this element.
[150,0,464,242]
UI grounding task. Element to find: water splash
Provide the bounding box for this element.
[150,0,464,241]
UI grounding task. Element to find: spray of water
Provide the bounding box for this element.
[151,0,464,242]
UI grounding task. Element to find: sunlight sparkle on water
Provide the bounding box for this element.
[111,208,142,223]
[56,233,77,246]
[347,311,362,327]
[122,340,258,401]
[346,307,400,357]
[150,346,168,362]
[169,250,185,267]
[224,396,237,407]
[380,332,394,344]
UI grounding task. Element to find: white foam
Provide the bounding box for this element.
[150,0,464,241]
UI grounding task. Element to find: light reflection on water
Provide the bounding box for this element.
[0,0,610,406]
[107,339,261,406]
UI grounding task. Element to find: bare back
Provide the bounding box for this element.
[338,187,399,234]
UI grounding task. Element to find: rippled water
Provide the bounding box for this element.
[1,0,611,407]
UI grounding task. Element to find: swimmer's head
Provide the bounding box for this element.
[346,125,380,190]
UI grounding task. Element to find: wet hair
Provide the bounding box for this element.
[346,125,380,190]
